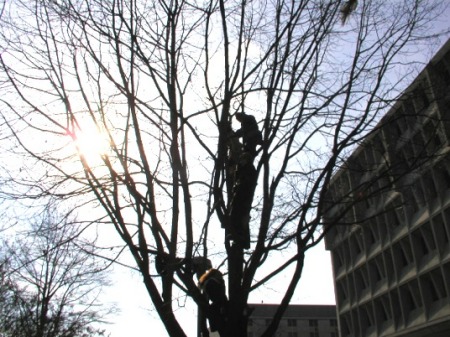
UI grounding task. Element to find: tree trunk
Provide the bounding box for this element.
[226,243,247,337]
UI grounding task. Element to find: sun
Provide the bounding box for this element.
[71,124,110,163]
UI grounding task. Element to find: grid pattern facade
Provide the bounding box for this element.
[324,40,450,337]
[247,304,338,337]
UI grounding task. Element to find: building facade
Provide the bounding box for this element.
[247,304,338,337]
[324,40,450,337]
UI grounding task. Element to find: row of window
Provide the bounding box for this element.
[333,205,450,276]
[248,332,337,337]
[329,151,450,235]
[334,212,449,303]
[249,318,336,328]
[337,258,450,308]
[248,318,338,336]
[325,80,449,228]
[339,262,450,337]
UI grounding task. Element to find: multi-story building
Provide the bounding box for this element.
[247,304,338,337]
[324,39,450,337]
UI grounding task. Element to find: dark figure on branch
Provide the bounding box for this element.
[234,113,262,156]
[229,152,257,249]
[189,256,212,279]
[340,0,358,24]
[155,254,212,279]
[155,252,184,275]
[226,125,243,196]
[198,268,228,334]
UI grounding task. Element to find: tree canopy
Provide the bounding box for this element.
[0,203,111,337]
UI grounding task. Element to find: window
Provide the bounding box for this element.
[411,132,426,157]
[309,332,319,337]
[340,313,352,336]
[288,333,298,337]
[400,143,415,169]
[369,223,379,243]
[385,115,403,142]
[432,212,450,254]
[435,58,450,87]
[422,173,438,201]
[391,289,402,321]
[411,227,436,260]
[309,319,318,327]
[394,202,406,226]
[413,183,426,208]
[287,319,297,327]
[398,238,413,267]
[334,250,344,270]
[349,233,362,257]
[355,234,364,255]
[422,121,444,155]
[354,266,369,293]
[337,281,348,302]
[421,268,448,302]
[363,222,377,246]
[341,315,351,336]
[402,99,417,128]
[370,259,383,283]
[330,319,337,327]
[413,84,430,112]
[375,296,391,322]
[404,185,420,213]
[422,275,440,302]
[360,304,375,327]
[400,281,423,313]
[386,209,400,230]
[383,250,394,281]
[378,218,388,243]
[434,159,450,193]
[405,287,418,310]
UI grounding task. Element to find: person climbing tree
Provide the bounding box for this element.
[226,124,243,195]
[155,254,212,279]
[228,152,257,249]
[234,113,262,156]
[341,0,358,24]
[198,268,228,335]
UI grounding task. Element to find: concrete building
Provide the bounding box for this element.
[247,304,338,337]
[324,39,450,337]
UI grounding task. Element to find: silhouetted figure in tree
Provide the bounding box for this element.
[155,252,184,275]
[226,113,261,249]
[226,125,243,197]
[155,254,211,278]
[229,152,257,249]
[341,0,358,24]
[189,256,212,279]
[198,269,228,334]
[234,113,262,156]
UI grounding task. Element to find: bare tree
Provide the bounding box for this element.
[0,203,111,337]
[0,1,448,336]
